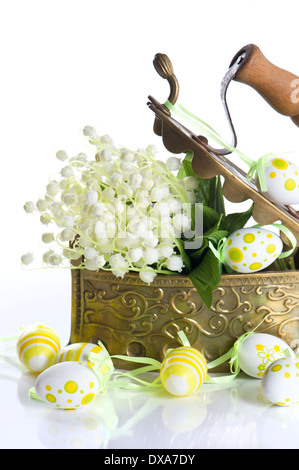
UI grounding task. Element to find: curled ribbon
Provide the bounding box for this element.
[206,316,269,379]
[106,330,240,389]
[164,100,294,193]
[246,153,276,192]
[254,223,297,259]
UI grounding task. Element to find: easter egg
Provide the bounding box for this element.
[238,332,295,378]
[261,357,299,406]
[55,342,114,387]
[257,157,299,205]
[34,361,100,409]
[160,346,207,397]
[37,409,105,449]
[16,324,60,372]
[162,396,207,433]
[222,227,283,273]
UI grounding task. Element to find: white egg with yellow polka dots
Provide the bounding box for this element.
[222,227,283,273]
[261,357,299,406]
[258,157,299,205]
[34,361,100,409]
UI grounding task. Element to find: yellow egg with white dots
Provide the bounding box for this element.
[222,227,283,274]
[16,324,60,372]
[160,347,207,397]
[257,157,299,205]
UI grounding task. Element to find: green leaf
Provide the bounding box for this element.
[202,206,221,233]
[220,204,253,234]
[187,224,228,266]
[208,176,226,216]
[177,151,195,179]
[189,239,209,264]
[188,250,221,308]
[195,285,213,310]
[197,179,213,207]
[203,229,229,245]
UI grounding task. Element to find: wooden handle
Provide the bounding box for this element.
[231,44,299,126]
[152,53,179,135]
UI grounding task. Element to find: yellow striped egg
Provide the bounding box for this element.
[17,324,60,372]
[55,342,114,386]
[160,347,207,397]
[222,227,283,274]
[258,157,299,205]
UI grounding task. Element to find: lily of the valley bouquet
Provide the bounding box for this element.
[22,126,253,307]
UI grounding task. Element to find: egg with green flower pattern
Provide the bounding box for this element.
[238,332,294,378]
[258,157,299,205]
[222,227,283,273]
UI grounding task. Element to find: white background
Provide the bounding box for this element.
[1,0,299,450]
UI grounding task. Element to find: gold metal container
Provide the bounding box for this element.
[69,269,299,371]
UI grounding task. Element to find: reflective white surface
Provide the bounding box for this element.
[2,355,299,449]
[1,271,299,450]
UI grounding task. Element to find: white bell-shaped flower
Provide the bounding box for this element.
[139,267,157,284]
[166,255,184,272]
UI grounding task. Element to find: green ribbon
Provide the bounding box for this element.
[246,153,275,192]
[0,325,29,345]
[164,100,293,193]
[208,237,227,265]
[108,329,241,388]
[107,331,192,390]
[164,100,236,152]
[88,346,115,394]
[206,330,252,379]
[177,329,192,346]
[255,223,297,259]
[108,356,163,390]
[29,387,42,402]
[206,316,270,378]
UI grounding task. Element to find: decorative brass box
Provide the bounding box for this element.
[69,269,299,371]
[69,48,299,371]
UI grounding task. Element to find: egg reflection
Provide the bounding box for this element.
[257,405,299,449]
[162,395,207,433]
[37,406,107,449]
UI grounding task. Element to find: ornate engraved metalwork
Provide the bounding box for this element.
[69,269,299,371]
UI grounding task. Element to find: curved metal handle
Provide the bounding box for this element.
[152,53,179,136]
[151,53,232,155]
[153,53,180,104]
